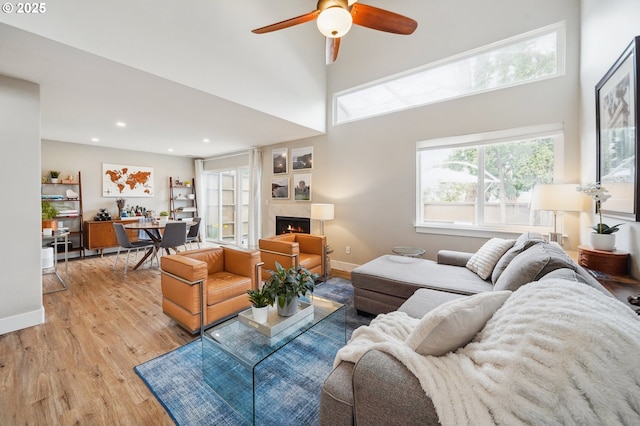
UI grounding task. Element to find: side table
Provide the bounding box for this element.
[577,245,629,275]
[577,245,640,312]
[392,246,425,258]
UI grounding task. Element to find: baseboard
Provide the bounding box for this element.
[0,306,45,335]
[329,259,360,280]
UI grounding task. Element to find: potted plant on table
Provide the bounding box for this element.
[263,262,318,317]
[246,287,271,323]
[576,183,624,251]
[41,201,59,231]
[158,211,170,222]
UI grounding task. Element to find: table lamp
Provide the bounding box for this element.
[310,203,335,235]
[530,184,585,244]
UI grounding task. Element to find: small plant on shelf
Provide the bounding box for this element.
[49,170,61,183]
[41,201,59,220]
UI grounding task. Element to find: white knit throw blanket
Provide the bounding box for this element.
[335,279,640,425]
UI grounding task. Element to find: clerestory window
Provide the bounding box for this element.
[334,22,565,125]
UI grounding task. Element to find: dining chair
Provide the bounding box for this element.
[185,217,201,250]
[155,221,188,260]
[113,223,157,274]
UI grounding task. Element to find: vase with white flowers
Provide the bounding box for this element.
[576,183,623,251]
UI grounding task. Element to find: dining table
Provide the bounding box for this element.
[123,220,193,270]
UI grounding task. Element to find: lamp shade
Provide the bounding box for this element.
[530,184,586,212]
[317,7,353,38]
[311,203,335,221]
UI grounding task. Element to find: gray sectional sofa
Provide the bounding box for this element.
[320,232,618,425]
[350,232,607,316]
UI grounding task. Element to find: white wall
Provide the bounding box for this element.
[0,75,44,334]
[41,140,196,256]
[263,0,581,270]
[580,0,640,278]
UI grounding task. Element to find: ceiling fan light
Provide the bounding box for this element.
[317,6,352,38]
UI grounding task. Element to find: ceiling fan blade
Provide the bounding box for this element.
[252,10,320,34]
[351,3,417,35]
[326,37,341,65]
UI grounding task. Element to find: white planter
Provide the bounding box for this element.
[251,306,269,323]
[50,178,59,184]
[590,233,616,251]
[159,215,169,222]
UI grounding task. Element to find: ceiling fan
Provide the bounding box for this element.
[252,0,418,65]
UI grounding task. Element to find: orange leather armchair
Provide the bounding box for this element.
[160,246,262,334]
[258,233,326,280]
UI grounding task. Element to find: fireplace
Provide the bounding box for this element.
[275,216,311,234]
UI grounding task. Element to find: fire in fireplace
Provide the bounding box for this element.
[276,216,311,234]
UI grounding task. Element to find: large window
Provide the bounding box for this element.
[416,124,563,232]
[335,22,565,124]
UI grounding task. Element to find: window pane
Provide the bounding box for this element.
[420,147,479,225]
[336,23,562,124]
[419,133,557,228]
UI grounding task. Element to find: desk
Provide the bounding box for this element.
[42,231,69,294]
[124,220,191,270]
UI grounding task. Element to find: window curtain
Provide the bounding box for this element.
[248,148,262,249]
[194,158,205,217]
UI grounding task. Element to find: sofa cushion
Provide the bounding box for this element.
[491,232,546,284]
[540,266,614,298]
[352,255,494,299]
[493,243,576,292]
[405,291,511,356]
[466,238,515,280]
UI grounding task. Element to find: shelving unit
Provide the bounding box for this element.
[41,171,84,258]
[169,177,198,220]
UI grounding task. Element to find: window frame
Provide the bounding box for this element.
[333,21,566,125]
[415,123,565,238]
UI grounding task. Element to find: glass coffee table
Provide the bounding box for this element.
[202,295,345,424]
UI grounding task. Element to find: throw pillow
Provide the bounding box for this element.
[466,238,515,280]
[405,291,511,356]
[491,232,546,284]
[493,243,576,292]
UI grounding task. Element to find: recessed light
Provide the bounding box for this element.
[91,137,100,142]
[203,138,210,143]
[168,148,174,152]
[116,121,126,127]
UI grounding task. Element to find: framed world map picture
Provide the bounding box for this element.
[102,163,154,197]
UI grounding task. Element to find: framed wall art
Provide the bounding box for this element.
[595,36,640,221]
[292,146,313,170]
[102,163,154,197]
[293,173,311,201]
[272,148,288,174]
[271,177,289,199]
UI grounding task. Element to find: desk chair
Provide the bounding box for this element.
[155,221,188,260]
[113,223,157,274]
[185,217,201,250]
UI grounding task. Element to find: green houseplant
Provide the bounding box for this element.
[247,287,271,323]
[263,262,318,317]
[41,201,59,230]
[49,170,61,183]
[159,211,169,222]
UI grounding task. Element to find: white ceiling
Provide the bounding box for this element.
[0,0,333,158]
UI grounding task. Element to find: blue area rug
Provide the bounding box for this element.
[134,277,370,425]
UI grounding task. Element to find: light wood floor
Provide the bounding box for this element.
[0,254,196,425]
